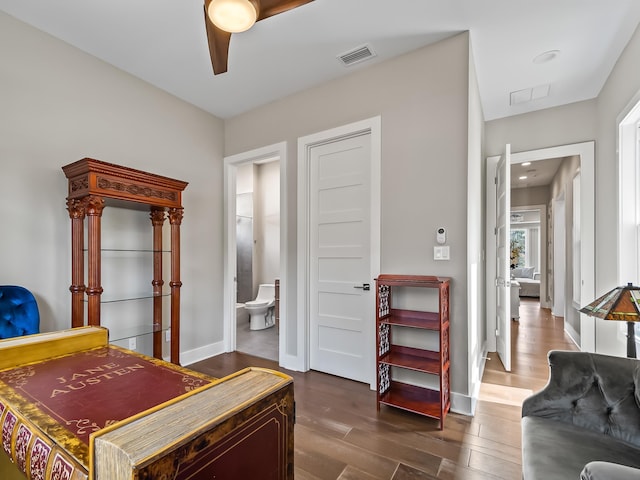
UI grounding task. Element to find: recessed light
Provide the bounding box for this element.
[522,162,531,166]
[519,176,528,180]
[533,50,560,64]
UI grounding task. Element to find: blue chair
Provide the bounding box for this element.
[0,286,40,340]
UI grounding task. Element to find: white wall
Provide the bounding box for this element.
[255,161,280,289]
[225,33,474,400]
[0,12,225,362]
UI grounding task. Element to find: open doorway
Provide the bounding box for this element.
[234,160,280,360]
[486,141,595,368]
[223,142,288,365]
[509,205,546,309]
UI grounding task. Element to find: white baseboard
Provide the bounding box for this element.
[278,353,304,372]
[181,340,226,367]
[450,345,488,417]
[451,391,475,417]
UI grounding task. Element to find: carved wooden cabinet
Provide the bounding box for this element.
[62,158,188,364]
[375,274,450,429]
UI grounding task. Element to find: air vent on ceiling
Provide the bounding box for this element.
[338,44,376,67]
[510,84,550,106]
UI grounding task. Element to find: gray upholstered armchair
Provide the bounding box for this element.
[521,350,640,479]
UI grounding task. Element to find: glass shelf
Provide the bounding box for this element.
[83,248,172,253]
[107,323,165,343]
[82,292,171,303]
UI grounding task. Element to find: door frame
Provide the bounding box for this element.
[553,194,567,317]
[485,141,595,353]
[223,141,288,365]
[297,116,381,387]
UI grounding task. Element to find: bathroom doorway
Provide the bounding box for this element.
[234,160,280,360]
[223,142,287,365]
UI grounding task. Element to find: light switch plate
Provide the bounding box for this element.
[434,246,450,260]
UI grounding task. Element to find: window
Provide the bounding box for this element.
[618,98,640,286]
[510,229,526,268]
[618,95,640,342]
[510,209,541,272]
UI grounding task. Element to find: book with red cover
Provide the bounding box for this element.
[0,344,213,479]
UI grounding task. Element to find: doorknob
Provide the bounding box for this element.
[354,283,370,291]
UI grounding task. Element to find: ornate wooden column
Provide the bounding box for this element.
[66,199,86,328]
[84,196,105,326]
[168,207,183,365]
[150,208,166,359]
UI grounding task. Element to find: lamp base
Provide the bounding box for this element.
[627,321,637,359]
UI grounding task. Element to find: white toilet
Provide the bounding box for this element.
[245,284,276,330]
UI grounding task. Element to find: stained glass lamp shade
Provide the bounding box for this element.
[579,283,640,358]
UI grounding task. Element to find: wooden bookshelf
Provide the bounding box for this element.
[375,274,450,429]
[62,158,188,364]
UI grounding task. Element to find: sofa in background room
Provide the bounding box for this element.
[511,267,540,297]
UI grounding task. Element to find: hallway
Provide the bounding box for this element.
[482,297,578,392]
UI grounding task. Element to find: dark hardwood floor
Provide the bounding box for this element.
[189,298,577,479]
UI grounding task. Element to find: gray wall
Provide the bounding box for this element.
[0,12,225,361]
[225,33,474,397]
[549,156,581,342]
[594,20,640,354]
[511,186,550,207]
[485,100,597,157]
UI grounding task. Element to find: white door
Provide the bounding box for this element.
[309,133,372,383]
[496,145,511,371]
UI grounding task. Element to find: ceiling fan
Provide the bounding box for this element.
[204,0,315,75]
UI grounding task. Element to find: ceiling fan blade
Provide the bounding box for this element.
[204,0,232,75]
[203,0,313,75]
[257,0,314,22]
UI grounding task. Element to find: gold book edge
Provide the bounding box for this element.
[88,367,292,480]
[0,327,108,371]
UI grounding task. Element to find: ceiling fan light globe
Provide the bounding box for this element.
[208,0,257,33]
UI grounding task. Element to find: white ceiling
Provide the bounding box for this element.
[2,0,640,120]
[511,157,563,189]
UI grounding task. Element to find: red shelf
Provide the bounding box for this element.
[379,382,442,419]
[381,309,441,330]
[375,274,449,288]
[380,346,440,374]
[375,274,450,429]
